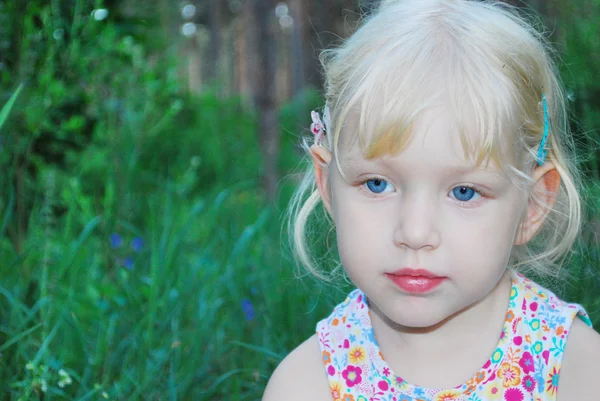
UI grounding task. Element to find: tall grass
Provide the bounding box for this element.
[0,78,345,399]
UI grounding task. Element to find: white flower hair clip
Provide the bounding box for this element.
[310,110,326,146]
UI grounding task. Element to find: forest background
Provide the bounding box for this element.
[0,0,598,400]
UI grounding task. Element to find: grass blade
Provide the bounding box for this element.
[0,84,23,131]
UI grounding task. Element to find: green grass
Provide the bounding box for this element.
[0,79,343,399]
[0,172,332,400]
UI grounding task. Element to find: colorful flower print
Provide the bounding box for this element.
[504,387,524,401]
[542,350,550,365]
[485,383,502,400]
[322,351,331,365]
[512,318,521,333]
[529,319,541,331]
[342,365,363,388]
[522,375,536,392]
[349,346,366,364]
[546,367,560,395]
[491,348,504,363]
[518,352,534,374]
[393,376,408,390]
[342,395,355,401]
[435,390,460,400]
[465,384,476,395]
[331,382,342,401]
[497,362,521,387]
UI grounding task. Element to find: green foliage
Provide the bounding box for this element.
[0,1,285,399]
[0,1,331,399]
[557,0,600,179]
[550,0,600,314]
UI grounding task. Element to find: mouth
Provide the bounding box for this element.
[385,268,446,294]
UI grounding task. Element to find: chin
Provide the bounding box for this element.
[376,302,455,330]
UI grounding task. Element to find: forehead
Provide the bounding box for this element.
[337,106,510,173]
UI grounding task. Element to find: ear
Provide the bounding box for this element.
[309,144,334,216]
[514,162,561,245]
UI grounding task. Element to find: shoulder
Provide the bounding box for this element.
[262,334,331,401]
[557,318,600,401]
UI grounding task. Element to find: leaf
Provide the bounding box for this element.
[0,84,23,132]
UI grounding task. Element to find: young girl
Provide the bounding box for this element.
[264,0,600,400]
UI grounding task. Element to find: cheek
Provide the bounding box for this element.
[446,208,520,271]
[332,196,392,264]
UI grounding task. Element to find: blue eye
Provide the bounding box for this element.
[451,186,481,202]
[365,178,393,194]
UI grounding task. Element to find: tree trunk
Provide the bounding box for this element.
[186,36,203,94]
[289,0,306,96]
[243,0,257,104]
[248,0,279,202]
[207,0,222,83]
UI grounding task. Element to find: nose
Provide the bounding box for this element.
[392,192,441,250]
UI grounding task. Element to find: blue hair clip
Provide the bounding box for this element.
[537,94,550,166]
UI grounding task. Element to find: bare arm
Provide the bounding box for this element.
[262,335,331,401]
[557,318,600,401]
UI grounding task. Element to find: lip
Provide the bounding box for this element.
[385,268,446,294]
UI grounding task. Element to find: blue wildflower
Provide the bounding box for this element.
[110,233,122,248]
[241,299,255,321]
[122,256,134,270]
[131,237,144,253]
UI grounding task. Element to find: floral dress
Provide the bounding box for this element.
[316,271,592,401]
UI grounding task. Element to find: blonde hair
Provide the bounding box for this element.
[287,0,584,282]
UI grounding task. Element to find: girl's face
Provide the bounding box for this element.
[326,108,527,328]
